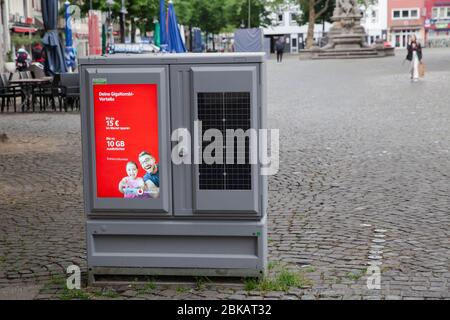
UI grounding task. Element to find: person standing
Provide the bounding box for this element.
[275,37,285,63]
[406,35,423,82]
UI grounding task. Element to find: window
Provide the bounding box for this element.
[275,13,283,26]
[432,8,438,18]
[393,8,420,20]
[290,13,298,25]
[432,7,450,19]
[372,10,378,23]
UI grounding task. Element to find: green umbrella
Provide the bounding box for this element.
[102,24,107,55]
[154,20,161,48]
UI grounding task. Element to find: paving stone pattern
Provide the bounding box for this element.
[0,49,449,300]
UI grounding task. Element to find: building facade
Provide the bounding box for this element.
[361,0,388,45]
[263,1,331,53]
[8,0,42,31]
[0,0,11,71]
[1,0,43,71]
[387,0,426,48]
[424,0,450,47]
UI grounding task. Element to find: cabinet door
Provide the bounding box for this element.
[81,66,171,215]
[191,66,260,215]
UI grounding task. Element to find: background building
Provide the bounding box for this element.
[361,0,388,45]
[387,0,426,48]
[0,0,11,71]
[424,0,450,47]
[263,1,331,53]
[8,0,42,33]
[1,0,44,70]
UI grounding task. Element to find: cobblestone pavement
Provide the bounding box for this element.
[0,49,449,300]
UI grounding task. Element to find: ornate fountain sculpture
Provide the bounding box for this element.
[299,0,395,59]
[322,0,368,49]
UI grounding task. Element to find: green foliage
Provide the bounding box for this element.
[244,278,259,291]
[127,0,159,37]
[173,0,196,26]
[346,267,368,281]
[194,0,226,35]
[58,288,91,300]
[176,286,189,294]
[357,0,377,7]
[195,276,211,290]
[267,260,281,271]
[303,266,317,273]
[224,0,272,29]
[245,270,312,292]
[135,280,156,294]
[346,272,363,281]
[92,289,120,298]
[70,0,158,38]
[297,0,334,25]
[174,0,272,33]
[69,0,275,40]
[244,263,313,293]
[11,34,41,47]
[6,52,13,63]
[43,275,90,300]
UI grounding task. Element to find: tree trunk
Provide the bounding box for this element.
[212,34,215,51]
[306,0,316,49]
[131,20,136,43]
[120,13,125,43]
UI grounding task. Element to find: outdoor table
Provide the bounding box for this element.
[9,77,53,112]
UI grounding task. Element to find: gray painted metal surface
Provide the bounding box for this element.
[80,53,267,280]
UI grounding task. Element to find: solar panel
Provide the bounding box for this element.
[198,92,252,190]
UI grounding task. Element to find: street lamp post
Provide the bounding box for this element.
[248,0,251,28]
[106,0,115,49]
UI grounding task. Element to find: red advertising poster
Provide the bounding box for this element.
[93,84,160,199]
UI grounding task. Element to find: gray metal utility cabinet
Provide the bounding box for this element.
[79,53,267,283]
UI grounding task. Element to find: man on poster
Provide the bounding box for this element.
[139,151,160,199]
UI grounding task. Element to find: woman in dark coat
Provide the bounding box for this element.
[406,35,423,82]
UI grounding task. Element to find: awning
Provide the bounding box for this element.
[12,26,38,33]
[34,16,45,29]
[390,26,421,31]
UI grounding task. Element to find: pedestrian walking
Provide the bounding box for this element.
[406,35,423,82]
[275,37,285,63]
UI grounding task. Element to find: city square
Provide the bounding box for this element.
[0,48,449,300]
